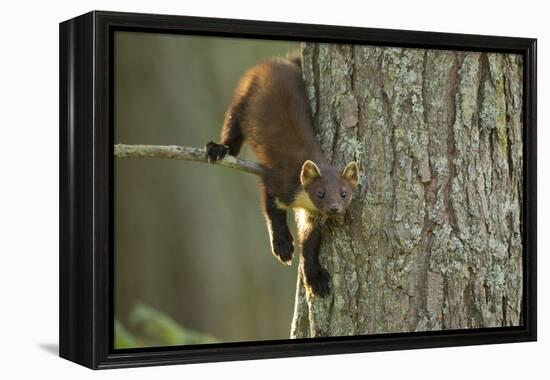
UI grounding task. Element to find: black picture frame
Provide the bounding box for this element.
[59,10,537,369]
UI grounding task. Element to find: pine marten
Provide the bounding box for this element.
[206,55,358,297]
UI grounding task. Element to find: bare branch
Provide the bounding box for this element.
[114,144,263,176]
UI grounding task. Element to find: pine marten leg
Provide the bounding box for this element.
[206,101,245,162]
[299,216,331,297]
[261,184,294,265]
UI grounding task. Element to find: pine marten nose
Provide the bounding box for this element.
[330,206,340,213]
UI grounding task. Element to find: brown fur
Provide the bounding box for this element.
[206,56,359,297]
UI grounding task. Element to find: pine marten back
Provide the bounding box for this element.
[206,55,359,297]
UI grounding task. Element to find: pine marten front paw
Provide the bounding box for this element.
[205,141,229,162]
[271,235,294,265]
[304,267,331,298]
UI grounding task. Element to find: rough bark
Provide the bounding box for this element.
[291,44,523,338]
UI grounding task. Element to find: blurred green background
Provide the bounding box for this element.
[114,31,300,348]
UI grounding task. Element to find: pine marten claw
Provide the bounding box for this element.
[205,141,228,162]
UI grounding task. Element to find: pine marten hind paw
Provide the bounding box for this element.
[205,141,228,162]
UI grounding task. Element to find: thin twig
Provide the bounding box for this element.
[114,144,263,176]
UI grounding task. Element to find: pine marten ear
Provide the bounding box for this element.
[300,160,322,186]
[342,161,359,187]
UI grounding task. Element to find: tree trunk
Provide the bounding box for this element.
[291,43,523,338]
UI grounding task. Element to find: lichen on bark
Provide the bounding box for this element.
[291,43,523,338]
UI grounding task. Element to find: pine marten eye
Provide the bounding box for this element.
[341,190,347,198]
[317,190,325,199]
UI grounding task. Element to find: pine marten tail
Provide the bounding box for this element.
[286,49,302,69]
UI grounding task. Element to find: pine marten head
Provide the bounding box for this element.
[299,160,359,216]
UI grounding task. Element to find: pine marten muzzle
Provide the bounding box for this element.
[206,55,359,297]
